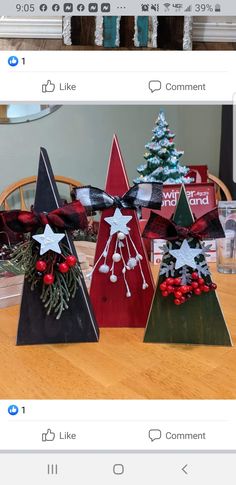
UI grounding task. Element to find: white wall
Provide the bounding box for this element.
[0,104,222,194]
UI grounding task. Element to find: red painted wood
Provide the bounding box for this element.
[104,135,130,195]
[90,135,154,327]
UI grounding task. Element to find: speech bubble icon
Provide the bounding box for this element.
[148,429,162,441]
[148,80,162,93]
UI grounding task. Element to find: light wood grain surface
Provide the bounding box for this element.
[0,39,236,50]
[0,264,235,399]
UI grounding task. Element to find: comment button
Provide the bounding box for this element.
[148,429,162,441]
[148,80,162,92]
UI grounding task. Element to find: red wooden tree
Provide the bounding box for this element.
[90,135,155,327]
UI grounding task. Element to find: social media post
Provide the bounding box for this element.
[0,102,235,404]
[2,400,235,449]
[0,35,235,483]
[0,49,234,104]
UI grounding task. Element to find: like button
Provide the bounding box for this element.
[42,429,56,442]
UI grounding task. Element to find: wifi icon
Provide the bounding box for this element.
[164,3,171,10]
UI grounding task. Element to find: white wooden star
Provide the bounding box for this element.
[32,224,65,256]
[169,239,202,270]
[105,208,132,236]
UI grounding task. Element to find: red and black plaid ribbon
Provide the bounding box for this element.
[143,208,225,241]
[0,200,88,234]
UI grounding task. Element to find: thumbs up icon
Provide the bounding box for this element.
[42,80,56,93]
[42,429,56,442]
[8,56,19,67]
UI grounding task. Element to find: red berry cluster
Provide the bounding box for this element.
[160,272,217,306]
[35,254,77,286]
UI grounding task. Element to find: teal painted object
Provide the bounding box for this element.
[103,17,118,48]
[137,16,149,47]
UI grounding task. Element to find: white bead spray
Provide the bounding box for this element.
[87,209,148,298]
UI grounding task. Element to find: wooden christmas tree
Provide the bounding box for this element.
[16,148,99,345]
[77,135,160,327]
[143,186,232,346]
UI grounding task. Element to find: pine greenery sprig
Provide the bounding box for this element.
[1,239,82,320]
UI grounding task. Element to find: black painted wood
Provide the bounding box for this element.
[71,16,96,45]
[158,17,184,50]
[16,148,99,345]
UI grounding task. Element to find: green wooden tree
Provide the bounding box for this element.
[134,111,193,184]
[144,186,232,346]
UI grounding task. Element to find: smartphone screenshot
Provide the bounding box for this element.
[0,1,236,484]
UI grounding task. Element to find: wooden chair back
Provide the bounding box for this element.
[208,173,232,202]
[0,175,82,210]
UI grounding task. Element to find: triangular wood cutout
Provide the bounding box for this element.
[90,135,155,327]
[105,135,130,195]
[17,148,99,345]
[144,185,232,346]
[172,185,195,227]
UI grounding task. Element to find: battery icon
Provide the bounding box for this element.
[215,4,221,12]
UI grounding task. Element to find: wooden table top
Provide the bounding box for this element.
[0,264,236,399]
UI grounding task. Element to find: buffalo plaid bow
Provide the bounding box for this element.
[0,200,87,234]
[143,208,225,241]
[73,183,163,213]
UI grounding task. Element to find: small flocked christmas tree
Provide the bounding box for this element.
[134,111,193,185]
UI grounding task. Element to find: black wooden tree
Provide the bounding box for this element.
[16,148,99,345]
